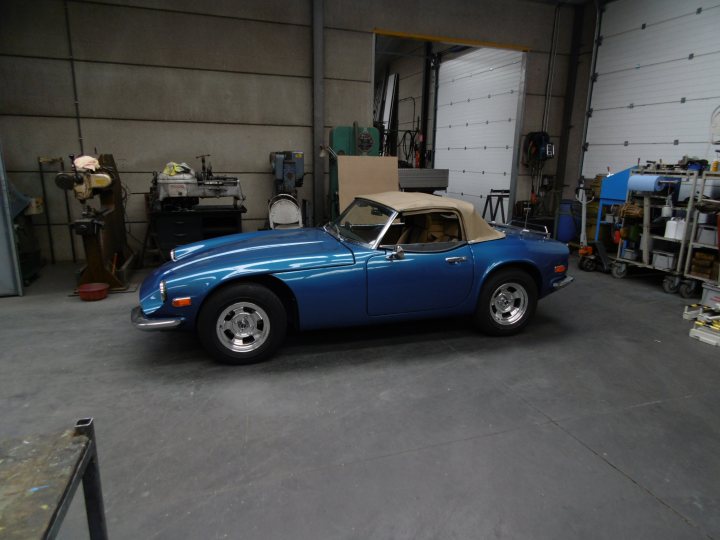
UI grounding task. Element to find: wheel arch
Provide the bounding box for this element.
[197,274,300,331]
[481,261,543,295]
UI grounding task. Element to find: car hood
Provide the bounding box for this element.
[170,227,354,270]
[140,228,355,315]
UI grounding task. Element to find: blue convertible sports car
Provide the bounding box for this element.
[132,191,573,364]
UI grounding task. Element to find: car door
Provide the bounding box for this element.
[366,241,474,316]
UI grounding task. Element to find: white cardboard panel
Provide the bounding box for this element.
[434,48,524,214]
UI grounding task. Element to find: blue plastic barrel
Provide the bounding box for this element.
[556,200,576,242]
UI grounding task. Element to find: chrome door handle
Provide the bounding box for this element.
[445,256,467,264]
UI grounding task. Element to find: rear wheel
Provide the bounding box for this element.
[474,268,538,336]
[678,279,698,299]
[197,283,287,365]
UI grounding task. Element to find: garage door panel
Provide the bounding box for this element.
[588,102,716,143]
[582,0,720,178]
[592,56,720,110]
[602,0,719,39]
[435,48,524,215]
[599,9,720,73]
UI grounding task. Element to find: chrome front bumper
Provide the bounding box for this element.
[553,275,574,290]
[131,306,183,331]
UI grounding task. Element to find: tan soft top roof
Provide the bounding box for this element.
[358,191,505,243]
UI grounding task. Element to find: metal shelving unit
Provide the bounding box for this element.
[681,170,720,295]
[611,168,699,294]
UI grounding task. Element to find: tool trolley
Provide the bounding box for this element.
[610,167,700,296]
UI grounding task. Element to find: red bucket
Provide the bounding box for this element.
[77,282,109,301]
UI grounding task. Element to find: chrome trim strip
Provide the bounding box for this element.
[131,306,183,331]
[371,210,399,250]
[552,275,574,290]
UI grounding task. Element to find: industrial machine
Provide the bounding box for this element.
[328,123,380,218]
[143,156,247,261]
[55,154,134,289]
[268,151,305,229]
[150,155,245,212]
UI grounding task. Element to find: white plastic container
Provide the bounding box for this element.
[664,218,686,240]
[664,219,677,239]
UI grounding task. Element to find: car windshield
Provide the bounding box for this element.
[327,199,394,246]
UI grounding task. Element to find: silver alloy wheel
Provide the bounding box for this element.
[216,301,270,353]
[489,282,528,326]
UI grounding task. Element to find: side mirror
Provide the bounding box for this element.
[386,245,405,261]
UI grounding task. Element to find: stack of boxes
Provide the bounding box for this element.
[689,251,719,281]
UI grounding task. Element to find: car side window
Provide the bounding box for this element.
[380,211,466,252]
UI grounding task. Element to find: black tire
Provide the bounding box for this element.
[678,280,698,299]
[579,257,597,272]
[611,262,628,279]
[474,268,538,336]
[662,276,679,294]
[197,282,287,365]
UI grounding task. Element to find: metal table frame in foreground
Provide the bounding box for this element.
[0,418,108,539]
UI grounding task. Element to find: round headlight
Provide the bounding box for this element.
[170,249,177,262]
[159,280,167,302]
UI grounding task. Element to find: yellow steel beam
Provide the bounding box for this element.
[373,28,531,53]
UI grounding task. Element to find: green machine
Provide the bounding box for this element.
[329,122,380,218]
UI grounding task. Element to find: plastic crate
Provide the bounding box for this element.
[652,250,677,270]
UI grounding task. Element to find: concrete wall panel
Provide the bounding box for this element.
[93,0,312,25]
[69,2,311,76]
[0,58,76,117]
[325,81,372,127]
[525,52,568,97]
[0,0,69,58]
[521,95,564,139]
[80,119,313,172]
[325,29,373,82]
[0,117,79,171]
[74,62,312,126]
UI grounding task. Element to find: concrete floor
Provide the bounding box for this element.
[1,261,719,539]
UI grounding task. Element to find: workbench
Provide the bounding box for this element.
[0,418,107,539]
[149,204,247,259]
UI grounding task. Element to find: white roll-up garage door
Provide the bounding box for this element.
[434,47,526,218]
[583,0,720,176]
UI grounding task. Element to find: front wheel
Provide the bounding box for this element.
[662,275,680,294]
[474,269,538,336]
[197,283,287,365]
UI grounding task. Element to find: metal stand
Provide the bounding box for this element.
[482,189,509,223]
[0,418,108,539]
